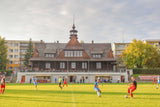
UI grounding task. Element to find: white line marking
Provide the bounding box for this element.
[71,86,76,107]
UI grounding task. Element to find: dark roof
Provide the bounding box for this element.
[35,43,66,57]
[30,42,115,61]
[44,49,56,53]
[82,43,112,60]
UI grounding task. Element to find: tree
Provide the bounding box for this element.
[122,39,160,68]
[0,36,8,70]
[24,38,33,68]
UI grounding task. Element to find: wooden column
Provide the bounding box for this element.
[67,60,69,72]
[107,62,109,72]
[88,61,90,72]
[38,61,40,72]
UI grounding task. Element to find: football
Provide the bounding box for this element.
[125,95,128,98]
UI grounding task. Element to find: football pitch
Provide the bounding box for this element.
[0,83,160,107]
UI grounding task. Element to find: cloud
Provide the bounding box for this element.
[0,0,159,43]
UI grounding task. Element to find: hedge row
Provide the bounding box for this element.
[133,68,160,75]
[0,70,13,76]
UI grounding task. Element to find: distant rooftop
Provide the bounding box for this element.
[5,40,43,43]
[144,39,160,42]
[113,42,130,44]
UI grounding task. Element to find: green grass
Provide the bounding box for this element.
[0,83,160,107]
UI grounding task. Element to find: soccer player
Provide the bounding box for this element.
[125,76,137,98]
[1,75,5,94]
[59,76,63,90]
[157,75,160,89]
[33,76,37,90]
[152,77,156,85]
[98,77,103,86]
[94,78,101,97]
[20,78,23,84]
[63,78,68,87]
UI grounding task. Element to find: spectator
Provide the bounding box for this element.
[20,78,23,84]
[117,78,120,83]
[83,77,85,83]
[52,68,55,72]
[110,78,112,83]
[55,78,57,83]
[30,78,32,84]
[73,76,76,83]
[123,77,125,83]
[63,76,65,82]
[80,78,82,83]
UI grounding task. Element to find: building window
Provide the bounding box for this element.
[65,51,67,57]
[45,53,54,57]
[92,54,101,58]
[116,45,125,49]
[82,62,87,69]
[9,43,13,47]
[20,55,25,58]
[9,55,13,58]
[71,62,76,69]
[60,62,65,69]
[116,51,122,54]
[70,51,73,57]
[14,55,18,59]
[9,61,13,64]
[77,51,80,57]
[20,43,28,46]
[15,49,18,53]
[9,67,13,70]
[80,51,82,57]
[14,61,18,64]
[74,51,77,57]
[20,61,24,65]
[64,51,83,57]
[20,49,27,53]
[14,67,18,70]
[9,49,13,53]
[96,62,101,69]
[15,43,19,47]
[45,63,50,69]
[68,51,70,57]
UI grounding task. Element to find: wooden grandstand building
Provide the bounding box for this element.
[17,24,130,83]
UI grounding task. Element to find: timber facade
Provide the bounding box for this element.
[17,24,129,83]
[30,24,116,73]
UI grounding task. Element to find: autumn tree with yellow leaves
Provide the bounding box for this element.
[122,39,160,68]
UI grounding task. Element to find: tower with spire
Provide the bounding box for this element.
[70,24,78,39]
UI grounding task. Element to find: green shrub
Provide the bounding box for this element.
[133,68,160,74]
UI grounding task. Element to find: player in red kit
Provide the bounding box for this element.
[63,78,68,87]
[152,77,157,85]
[1,75,6,94]
[125,76,137,98]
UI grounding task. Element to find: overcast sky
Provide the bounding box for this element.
[0,0,160,43]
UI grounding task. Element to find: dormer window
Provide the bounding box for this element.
[44,49,56,58]
[45,53,54,57]
[92,54,102,58]
[65,51,83,57]
[91,50,103,58]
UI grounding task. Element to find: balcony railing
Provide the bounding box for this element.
[20,70,121,73]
